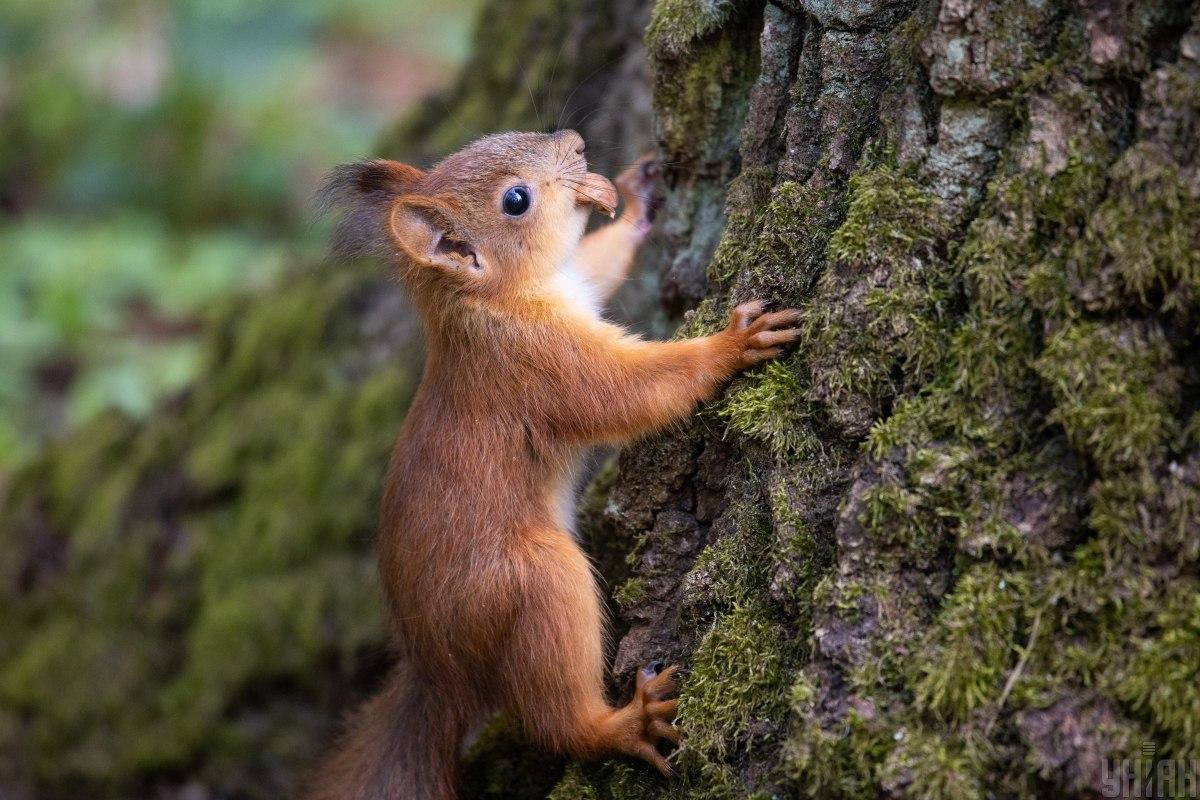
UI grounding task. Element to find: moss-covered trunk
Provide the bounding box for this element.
[576,0,1200,797]
[4,0,1200,798]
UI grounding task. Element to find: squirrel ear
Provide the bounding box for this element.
[389,197,486,274]
[317,159,426,260]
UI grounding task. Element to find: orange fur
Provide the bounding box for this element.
[303,131,800,800]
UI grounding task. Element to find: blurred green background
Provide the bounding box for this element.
[0,0,480,469]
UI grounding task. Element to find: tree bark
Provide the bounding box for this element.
[576,0,1200,797]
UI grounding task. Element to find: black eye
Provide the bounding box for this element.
[502,185,531,216]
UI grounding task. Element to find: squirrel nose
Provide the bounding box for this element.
[556,129,586,157]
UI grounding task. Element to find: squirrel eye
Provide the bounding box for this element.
[502,185,531,216]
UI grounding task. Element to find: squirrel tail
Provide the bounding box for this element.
[301,660,464,800]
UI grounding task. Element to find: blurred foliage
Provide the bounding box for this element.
[0,257,418,797]
[0,0,480,466]
[0,0,657,793]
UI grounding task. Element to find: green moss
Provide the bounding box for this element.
[709,179,823,294]
[801,161,955,434]
[782,40,1200,794]
[0,260,414,794]
[857,457,959,566]
[645,0,744,59]
[653,20,760,163]
[1036,320,1180,473]
[677,605,789,763]
[603,762,662,800]
[767,479,835,616]
[685,503,772,611]
[715,361,808,455]
[785,692,891,798]
[546,763,599,800]
[1086,153,1200,311]
[826,162,943,265]
[706,169,773,288]
[1114,585,1200,758]
[461,716,567,799]
[613,576,648,609]
[954,443,1084,565]
[1085,465,1200,563]
[913,565,1028,722]
[881,731,986,800]
[942,316,1038,448]
[678,295,728,338]
[869,129,1118,456]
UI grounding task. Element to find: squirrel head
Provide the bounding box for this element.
[321,130,616,302]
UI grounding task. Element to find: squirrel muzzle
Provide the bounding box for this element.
[573,173,618,219]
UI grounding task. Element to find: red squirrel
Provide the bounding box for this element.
[305,130,802,800]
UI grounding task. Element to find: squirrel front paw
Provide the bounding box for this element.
[723,300,803,369]
[615,660,681,776]
[614,153,663,235]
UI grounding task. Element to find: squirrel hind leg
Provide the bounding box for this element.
[495,527,681,774]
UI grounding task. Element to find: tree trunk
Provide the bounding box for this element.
[3,0,1199,799]
[576,0,1200,797]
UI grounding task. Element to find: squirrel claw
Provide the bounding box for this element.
[615,153,663,229]
[726,300,803,370]
[617,659,681,776]
[639,660,665,680]
[637,153,661,181]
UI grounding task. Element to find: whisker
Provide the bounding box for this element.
[544,37,564,132]
[556,169,588,182]
[555,54,625,131]
[525,75,544,132]
[570,103,606,131]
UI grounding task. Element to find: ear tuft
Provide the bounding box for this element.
[316,159,425,260]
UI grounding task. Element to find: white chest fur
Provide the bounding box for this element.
[552,264,602,319]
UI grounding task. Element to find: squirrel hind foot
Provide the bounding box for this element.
[613,660,682,777]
